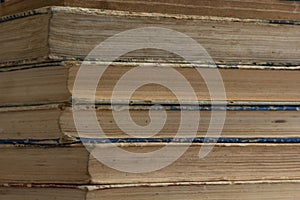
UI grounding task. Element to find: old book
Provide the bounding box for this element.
[1,0,300,21]
[1,7,300,67]
[1,181,300,200]
[0,144,300,184]
[1,104,300,140]
[1,62,300,106]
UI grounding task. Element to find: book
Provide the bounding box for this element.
[1,104,300,140]
[1,62,300,106]
[0,144,300,184]
[1,0,300,21]
[1,181,300,200]
[1,7,300,67]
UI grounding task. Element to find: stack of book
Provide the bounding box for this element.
[1,0,300,199]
